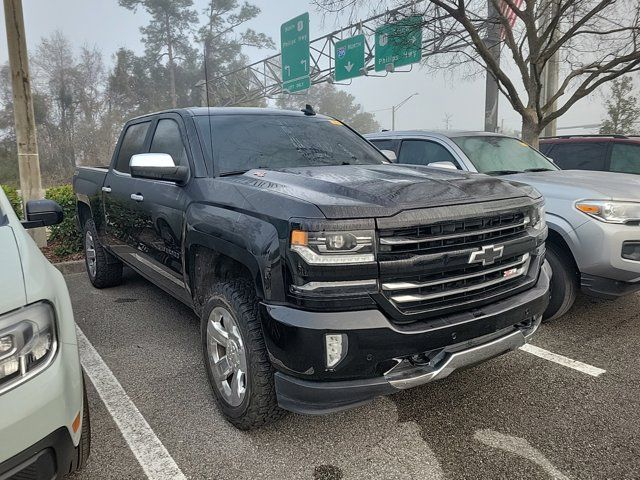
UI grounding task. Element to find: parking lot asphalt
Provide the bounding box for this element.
[66,268,640,480]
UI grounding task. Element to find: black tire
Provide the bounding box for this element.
[543,243,578,322]
[75,374,91,471]
[200,279,285,430]
[83,219,122,288]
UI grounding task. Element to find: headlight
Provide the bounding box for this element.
[290,229,375,264]
[0,302,57,394]
[530,202,546,231]
[576,200,640,224]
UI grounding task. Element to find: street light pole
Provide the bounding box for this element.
[391,93,419,131]
[3,0,46,246]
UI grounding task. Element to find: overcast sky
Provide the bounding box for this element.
[0,0,605,133]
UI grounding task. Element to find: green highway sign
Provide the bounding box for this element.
[281,13,310,93]
[334,34,365,82]
[375,15,423,72]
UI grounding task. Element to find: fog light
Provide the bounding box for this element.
[622,241,640,261]
[325,334,348,369]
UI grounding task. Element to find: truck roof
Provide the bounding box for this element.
[130,107,330,122]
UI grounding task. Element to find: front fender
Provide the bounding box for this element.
[184,203,286,302]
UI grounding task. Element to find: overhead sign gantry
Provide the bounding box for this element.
[206,2,450,106]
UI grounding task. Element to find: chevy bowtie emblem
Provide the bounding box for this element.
[469,245,504,266]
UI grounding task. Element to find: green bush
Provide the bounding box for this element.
[1,184,23,218]
[45,185,82,256]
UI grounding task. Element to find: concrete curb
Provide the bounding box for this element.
[54,260,85,276]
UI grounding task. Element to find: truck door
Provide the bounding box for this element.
[125,115,192,302]
[103,119,152,255]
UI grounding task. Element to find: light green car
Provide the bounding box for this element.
[0,189,90,478]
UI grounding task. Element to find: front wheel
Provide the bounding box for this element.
[201,279,285,430]
[543,244,578,322]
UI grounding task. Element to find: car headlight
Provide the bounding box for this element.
[290,229,375,264]
[0,302,57,394]
[576,200,640,224]
[530,202,546,231]
[525,202,547,231]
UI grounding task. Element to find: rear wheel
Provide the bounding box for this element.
[83,219,122,288]
[543,243,578,322]
[201,279,285,430]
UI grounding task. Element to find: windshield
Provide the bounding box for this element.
[195,114,386,175]
[452,136,558,175]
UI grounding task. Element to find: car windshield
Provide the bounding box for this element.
[195,114,386,175]
[451,135,558,175]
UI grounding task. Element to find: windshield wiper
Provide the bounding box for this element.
[483,170,523,176]
[524,168,554,172]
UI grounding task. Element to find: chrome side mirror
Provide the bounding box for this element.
[130,153,189,183]
[429,161,459,170]
[380,150,397,162]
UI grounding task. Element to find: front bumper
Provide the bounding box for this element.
[0,428,76,480]
[0,344,84,476]
[263,261,550,415]
[573,219,640,297]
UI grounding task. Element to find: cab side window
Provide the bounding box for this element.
[610,143,640,174]
[547,142,607,171]
[115,122,151,174]
[370,139,400,156]
[150,119,188,168]
[398,140,459,167]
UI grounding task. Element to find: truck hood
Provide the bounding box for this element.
[0,225,27,313]
[221,164,537,219]
[507,170,640,202]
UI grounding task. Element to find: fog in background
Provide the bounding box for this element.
[0,0,604,134]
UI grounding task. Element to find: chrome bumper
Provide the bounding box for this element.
[384,318,540,390]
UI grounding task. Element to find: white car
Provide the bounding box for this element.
[0,189,89,478]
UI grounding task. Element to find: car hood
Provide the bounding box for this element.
[507,170,640,202]
[0,225,27,313]
[221,164,537,219]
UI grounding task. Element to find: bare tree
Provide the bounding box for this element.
[315,0,640,147]
[600,76,640,134]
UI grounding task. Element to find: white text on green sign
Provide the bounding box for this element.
[335,34,365,81]
[375,16,423,72]
[281,12,310,93]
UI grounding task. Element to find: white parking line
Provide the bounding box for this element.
[76,326,187,480]
[520,344,606,377]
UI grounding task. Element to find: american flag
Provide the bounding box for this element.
[500,0,524,40]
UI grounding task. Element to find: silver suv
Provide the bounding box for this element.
[366,130,640,321]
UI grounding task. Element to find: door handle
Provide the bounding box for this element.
[102,186,112,193]
[130,193,144,202]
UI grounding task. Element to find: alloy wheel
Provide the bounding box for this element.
[206,306,248,407]
[85,231,97,278]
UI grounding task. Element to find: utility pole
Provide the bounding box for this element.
[542,0,560,137]
[484,0,501,132]
[3,0,46,246]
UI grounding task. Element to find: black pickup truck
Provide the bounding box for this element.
[74,107,550,429]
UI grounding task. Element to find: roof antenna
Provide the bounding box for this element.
[301,104,316,116]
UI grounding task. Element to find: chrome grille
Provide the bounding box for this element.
[378,208,534,319]
[379,210,528,257]
[384,253,530,307]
